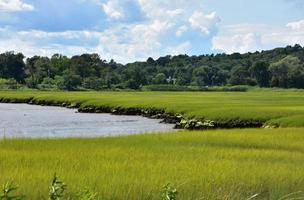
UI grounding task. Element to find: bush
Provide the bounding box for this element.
[152,73,167,84]
[0,78,19,90]
[142,84,249,92]
[208,85,250,92]
[161,183,178,200]
[37,77,58,90]
[142,84,199,91]
[82,77,106,90]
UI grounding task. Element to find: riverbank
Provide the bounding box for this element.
[0,90,304,129]
[0,92,268,129]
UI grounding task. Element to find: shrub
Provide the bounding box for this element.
[142,84,198,91]
[0,78,19,90]
[49,174,67,200]
[161,183,178,200]
[142,84,249,92]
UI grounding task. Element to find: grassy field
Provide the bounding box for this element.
[0,128,304,199]
[1,90,304,127]
[1,90,304,199]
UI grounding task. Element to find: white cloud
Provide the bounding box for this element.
[0,36,94,58]
[176,25,188,37]
[17,29,103,39]
[134,0,219,56]
[0,20,175,63]
[0,28,99,58]
[287,19,304,30]
[102,0,124,19]
[166,9,184,18]
[138,0,181,19]
[212,22,304,54]
[97,20,174,62]
[0,0,34,12]
[94,0,218,62]
[137,0,204,21]
[212,33,261,54]
[167,41,191,55]
[189,11,220,34]
[136,0,220,38]
[0,0,220,63]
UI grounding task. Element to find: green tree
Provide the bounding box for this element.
[269,56,304,88]
[193,66,226,86]
[250,61,270,87]
[62,72,82,90]
[50,54,71,76]
[123,65,147,89]
[193,66,212,86]
[25,56,51,88]
[229,66,253,85]
[82,77,105,90]
[0,52,25,82]
[153,73,167,84]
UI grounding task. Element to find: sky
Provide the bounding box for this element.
[0,0,303,63]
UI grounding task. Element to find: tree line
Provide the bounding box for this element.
[0,44,304,90]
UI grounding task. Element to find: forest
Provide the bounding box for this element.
[0,44,304,90]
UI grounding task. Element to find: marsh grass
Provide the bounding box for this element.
[0,129,304,199]
[1,90,304,199]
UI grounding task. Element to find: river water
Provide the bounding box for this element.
[0,103,175,138]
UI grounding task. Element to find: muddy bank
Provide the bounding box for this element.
[0,97,265,130]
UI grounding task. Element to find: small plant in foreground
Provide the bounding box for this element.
[161,183,178,200]
[0,182,24,200]
[2,175,304,200]
[49,174,67,200]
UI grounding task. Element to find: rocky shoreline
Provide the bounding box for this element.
[0,97,265,130]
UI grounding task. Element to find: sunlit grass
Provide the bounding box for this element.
[0,128,304,199]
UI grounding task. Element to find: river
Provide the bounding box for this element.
[0,103,175,138]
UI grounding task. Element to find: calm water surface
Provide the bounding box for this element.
[0,103,175,138]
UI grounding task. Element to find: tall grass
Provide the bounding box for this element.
[1,129,304,199]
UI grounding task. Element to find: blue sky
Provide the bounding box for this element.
[0,0,303,63]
